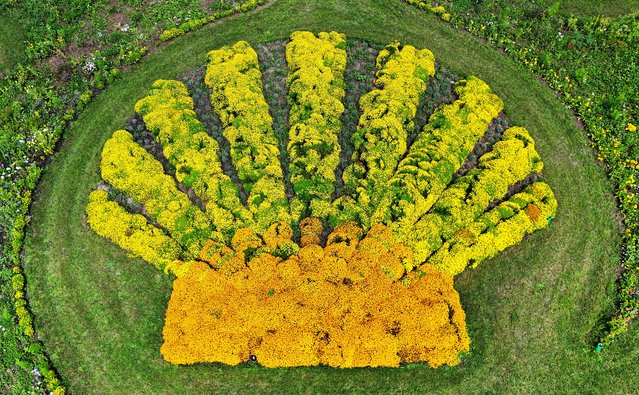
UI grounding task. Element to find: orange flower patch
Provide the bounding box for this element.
[524,203,542,223]
[161,221,469,368]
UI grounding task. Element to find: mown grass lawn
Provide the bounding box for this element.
[22,0,638,393]
[561,0,639,17]
[0,14,25,71]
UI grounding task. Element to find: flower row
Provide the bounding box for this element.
[205,40,291,232]
[286,31,347,218]
[397,127,549,272]
[427,182,558,276]
[333,42,436,227]
[100,130,215,257]
[387,77,504,226]
[135,79,250,239]
[86,189,193,277]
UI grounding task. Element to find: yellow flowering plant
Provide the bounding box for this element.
[163,220,469,368]
[334,41,436,227]
[206,40,291,232]
[286,31,347,218]
[86,32,556,368]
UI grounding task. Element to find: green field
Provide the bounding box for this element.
[0,15,25,70]
[561,0,639,17]
[22,0,638,393]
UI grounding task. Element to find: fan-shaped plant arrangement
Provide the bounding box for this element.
[86,31,557,368]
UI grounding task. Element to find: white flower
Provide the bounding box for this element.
[82,59,97,73]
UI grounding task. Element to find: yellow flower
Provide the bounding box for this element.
[626,123,637,132]
[162,222,470,368]
[86,35,559,369]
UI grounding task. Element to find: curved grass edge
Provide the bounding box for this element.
[0,2,278,394]
[404,0,639,350]
[22,0,635,393]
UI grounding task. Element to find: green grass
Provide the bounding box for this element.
[0,14,25,70]
[22,0,638,393]
[560,0,639,17]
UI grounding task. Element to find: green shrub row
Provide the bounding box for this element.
[3,190,66,394]
[160,0,268,41]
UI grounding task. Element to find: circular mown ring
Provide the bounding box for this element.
[22,0,627,393]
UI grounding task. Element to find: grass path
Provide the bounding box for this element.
[561,0,639,17]
[22,0,638,393]
[0,14,25,71]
